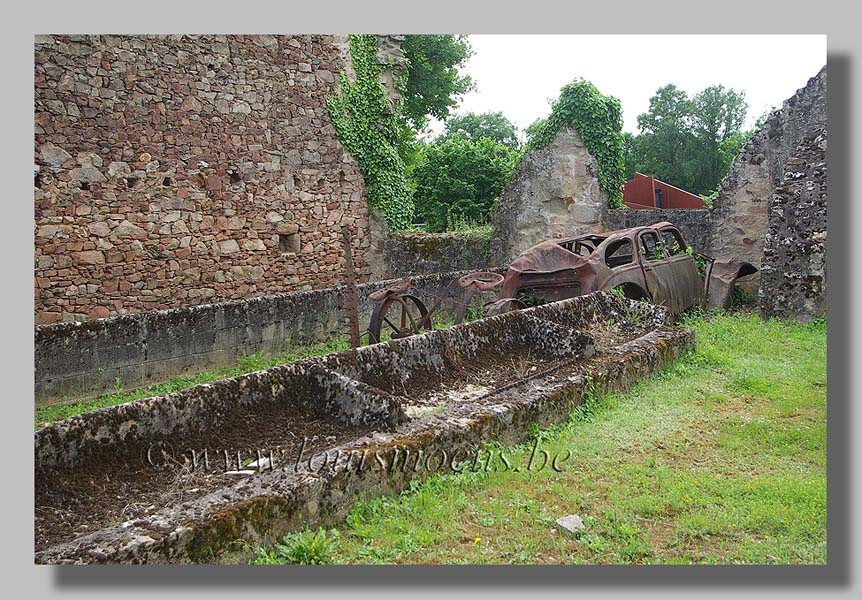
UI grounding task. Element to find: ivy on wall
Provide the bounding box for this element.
[326,35,414,230]
[526,79,626,208]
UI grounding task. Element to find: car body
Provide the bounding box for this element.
[498,221,756,313]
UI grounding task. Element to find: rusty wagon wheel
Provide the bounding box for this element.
[368,294,431,344]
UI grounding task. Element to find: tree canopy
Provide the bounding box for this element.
[401,35,473,130]
[412,134,519,232]
[439,111,521,149]
[626,83,751,196]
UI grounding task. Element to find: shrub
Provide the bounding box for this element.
[413,134,519,232]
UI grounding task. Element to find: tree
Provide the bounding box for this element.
[635,84,698,191]
[524,117,547,145]
[440,111,520,149]
[690,85,748,191]
[401,35,474,130]
[412,135,519,231]
[622,132,639,180]
[629,83,748,196]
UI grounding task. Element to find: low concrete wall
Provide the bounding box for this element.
[382,231,492,278]
[34,292,693,563]
[35,270,488,406]
[605,208,713,253]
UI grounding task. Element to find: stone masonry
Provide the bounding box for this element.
[34,35,404,324]
[709,66,827,292]
[489,126,607,265]
[759,129,827,321]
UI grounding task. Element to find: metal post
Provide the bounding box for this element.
[341,226,361,349]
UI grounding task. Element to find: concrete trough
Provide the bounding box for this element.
[34,292,694,564]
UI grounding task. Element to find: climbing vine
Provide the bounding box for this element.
[326,35,414,230]
[526,79,626,208]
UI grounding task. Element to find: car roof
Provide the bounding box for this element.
[552,222,676,245]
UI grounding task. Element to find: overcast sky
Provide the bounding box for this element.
[426,34,826,139]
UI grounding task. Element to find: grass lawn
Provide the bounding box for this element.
[253,310,827,565]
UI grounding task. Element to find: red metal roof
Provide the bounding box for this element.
[622,172,707,209]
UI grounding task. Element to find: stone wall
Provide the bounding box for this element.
[382,231,492,278]
[760,130,827,321]
[489,126,606,265]
[606,208,712,254]
[709,66,827,291]
[34,35,404,325]
[35,269,484,406]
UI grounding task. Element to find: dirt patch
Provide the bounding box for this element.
[393,319,653,413]
[35,401,371,552]
[390,352,573,413]
[585,318,654,350]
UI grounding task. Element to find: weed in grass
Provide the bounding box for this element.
[252,528,340,565]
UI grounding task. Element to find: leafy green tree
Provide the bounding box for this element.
[401,35,473,130]
[690,85,748,191]
[440,111,521,149]
[622,131,639,180]
[524,117,547,145]
[412,135,519,231]
[635,84,698,191]
[629,83,748,195]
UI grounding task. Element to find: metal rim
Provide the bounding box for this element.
[367,294,431,344]
[484,297,527,318]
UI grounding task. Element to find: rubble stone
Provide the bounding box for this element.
[33,34,401,323]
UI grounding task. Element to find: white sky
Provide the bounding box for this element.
[426,34,827,138]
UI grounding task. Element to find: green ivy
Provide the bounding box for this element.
[326,35,414,230]
[526,79,626,208]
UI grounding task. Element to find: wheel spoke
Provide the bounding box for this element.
[404,304,418,330]
[370,294,430,341]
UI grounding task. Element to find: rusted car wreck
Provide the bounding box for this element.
[368,222,756,342]
[495,222,757,314]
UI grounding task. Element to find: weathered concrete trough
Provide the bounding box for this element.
[35,269,504,406]
[34,292,693,564]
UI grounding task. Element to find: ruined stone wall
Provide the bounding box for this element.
[606,208,712,254]
[35,269,487,405]
[382,231,492,278]
[710,66,827,291]
[760,130,827,321]
[34,35,398,324]
[489,126,606,265]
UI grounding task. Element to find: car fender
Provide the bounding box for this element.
[704,258,759,309]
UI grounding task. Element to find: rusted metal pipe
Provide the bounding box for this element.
[341,226,361,349]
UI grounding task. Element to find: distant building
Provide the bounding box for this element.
[622,172,706,210]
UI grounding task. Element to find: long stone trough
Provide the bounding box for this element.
[34,292,694,564]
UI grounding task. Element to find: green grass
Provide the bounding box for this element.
[252,310,826,564]
[34,338,350,428]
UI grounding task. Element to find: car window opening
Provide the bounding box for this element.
[640,232,665,261]
[660,228,687,256]
[558,235,605,257]
[605,238,634,268]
